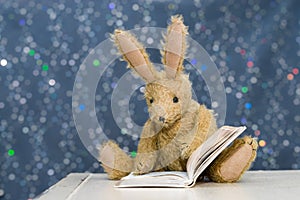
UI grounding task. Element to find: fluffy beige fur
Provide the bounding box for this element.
[99,15,258,182]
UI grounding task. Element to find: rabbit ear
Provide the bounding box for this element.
[113,30,157,83]
[161,15,188,78]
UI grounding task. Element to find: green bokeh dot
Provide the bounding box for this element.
[8,149,15,156]
[131,151,137,158]
[42,64,49,71]
[93,59,100,67]
[29,49,35,56]
[241,87,248,93]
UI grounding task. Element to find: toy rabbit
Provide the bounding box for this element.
[99,15,258,183]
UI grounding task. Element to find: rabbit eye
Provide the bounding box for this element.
[173,96,179,103]
[149,98,154,104]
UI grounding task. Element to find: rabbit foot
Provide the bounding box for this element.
[206,136,258,182]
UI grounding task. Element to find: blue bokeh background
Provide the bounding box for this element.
[0,0,299,199]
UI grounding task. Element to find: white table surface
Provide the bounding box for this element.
[34,170,300,200]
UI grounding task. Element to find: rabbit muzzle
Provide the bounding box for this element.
[149,105,167,124]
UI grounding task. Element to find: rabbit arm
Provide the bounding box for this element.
[133,120,158,174]
[161,15,188,78]
[179,104,218,160]
[113,30,157,82]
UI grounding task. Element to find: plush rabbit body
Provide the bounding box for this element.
[99,16,257,182]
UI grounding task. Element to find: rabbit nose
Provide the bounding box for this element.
[159,116,165,122]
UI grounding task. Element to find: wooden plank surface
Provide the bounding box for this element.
[34,173,91,200]
[34,171,300,200]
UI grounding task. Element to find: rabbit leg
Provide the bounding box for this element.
[99,140,133,180]
[206,136,258,183]
[133,121,159,174]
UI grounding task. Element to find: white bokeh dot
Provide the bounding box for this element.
[47,169,54,176]
[0,59,8,67]
[49,79,56,86]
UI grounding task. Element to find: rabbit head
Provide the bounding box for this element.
[113,15,192,128]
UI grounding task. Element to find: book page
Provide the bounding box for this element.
[115,171,191,188]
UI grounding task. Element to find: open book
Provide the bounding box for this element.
[115,126,247,188]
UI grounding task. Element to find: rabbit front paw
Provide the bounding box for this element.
[180,142,191,160]
[134,157,154,174]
